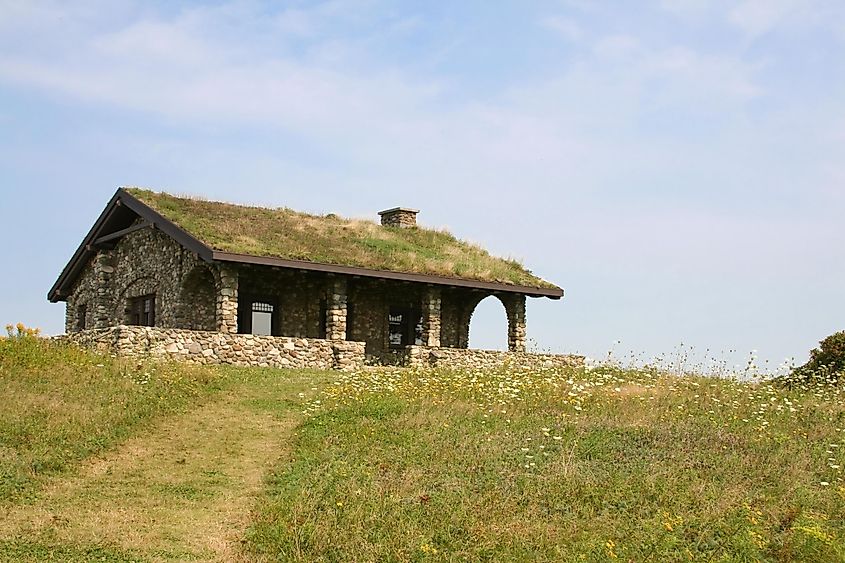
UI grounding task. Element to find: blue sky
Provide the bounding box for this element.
[1,0,843,370]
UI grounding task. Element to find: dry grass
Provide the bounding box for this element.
[7,334,845,560]
[126,188,556,289]
[247,365,845,561]
[0,389,298,562]
[0,335,225,504]
[0,335,333,562]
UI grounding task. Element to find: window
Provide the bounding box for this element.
[388,307,422,348]
[388,310,404,347]
[129,294,156,326]
[414,316,424,346]
[76,304,87,331]
[251,301,274,336]
[237,297,278,335]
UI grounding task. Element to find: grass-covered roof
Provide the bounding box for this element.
[125,188,558,290]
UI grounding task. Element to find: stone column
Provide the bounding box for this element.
[65,304,75,334]
[215,264,239,334]
[93,251,115,328]
[325,277,348,340]
[456,293,486,349]
[421,286,441,347]
[502,294,527,353]
[456,306,471,349]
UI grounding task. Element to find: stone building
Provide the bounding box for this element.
[49,188,576,370]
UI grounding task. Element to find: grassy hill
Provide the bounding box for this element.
[2,334,844,561]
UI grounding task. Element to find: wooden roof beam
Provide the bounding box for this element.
[92,221,153,246]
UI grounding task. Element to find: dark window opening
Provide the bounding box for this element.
[238,297,278,336]
[388,307,421,348]
[388,310,403,347]
[76,304,87,331]
[414,316,424,346]
[129,294,156,327]
[250,301,274,336]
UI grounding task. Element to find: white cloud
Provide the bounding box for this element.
[728,0,801,37]
[0,2,835,243]
[658,0,713,18]
[540,15,584,42]
[592,35,640,59]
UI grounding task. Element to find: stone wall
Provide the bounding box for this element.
[65,222,209,332]
[404,345,584,371]
[64,326,366,371]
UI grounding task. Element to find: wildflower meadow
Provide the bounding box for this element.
[2,329,845,561]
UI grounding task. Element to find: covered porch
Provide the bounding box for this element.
[188,262,532,363]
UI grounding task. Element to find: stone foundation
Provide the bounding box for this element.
[64,326,366,371]
[404,345,584,371]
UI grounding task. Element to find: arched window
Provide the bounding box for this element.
[129,294,156,327]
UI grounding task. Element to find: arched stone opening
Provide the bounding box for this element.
[461,292,526,352]
[178,265,216,331]
[468,295,509,351]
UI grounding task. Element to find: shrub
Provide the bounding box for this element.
[791,331,845,384]
[3,323,41,338]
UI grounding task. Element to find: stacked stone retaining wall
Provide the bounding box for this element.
[405,345,584,371]
[63,326,366,371]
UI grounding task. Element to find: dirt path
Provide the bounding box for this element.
[0,384,299,561]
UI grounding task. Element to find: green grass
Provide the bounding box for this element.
[5,333,845,561]
[0,539,146,563]
[0,335,227,504]
[126,187,556,289]
[246,365,845,562]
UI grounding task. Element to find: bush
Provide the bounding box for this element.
[791,331,845,384]
[3,323,40,338]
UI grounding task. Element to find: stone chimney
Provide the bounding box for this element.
[378,207,419,228]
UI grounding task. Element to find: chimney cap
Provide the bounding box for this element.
[378,207,419,216]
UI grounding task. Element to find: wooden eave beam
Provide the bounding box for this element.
[117,189,213,261]
[92,221,153,246]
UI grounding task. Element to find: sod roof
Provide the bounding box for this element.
[124,188,558,291]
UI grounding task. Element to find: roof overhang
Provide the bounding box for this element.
[49,188,564,302]
[211,251,562,298]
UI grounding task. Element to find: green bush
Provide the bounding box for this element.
[791,331,845,383]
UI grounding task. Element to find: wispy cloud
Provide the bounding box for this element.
[539,15,584,42]
[1,0,843,360]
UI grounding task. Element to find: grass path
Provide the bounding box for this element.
[0,371,311,562]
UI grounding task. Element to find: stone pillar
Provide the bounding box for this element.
[215,264,239,334]
[502,294,527,353]
[421,286,441,347]
[326,277,348,340]
[93,251,115,328]
[456,293,486,349]
[456,307,471,349]
[65,304,75,334]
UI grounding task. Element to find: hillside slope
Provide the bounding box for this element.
[2,335,845,561]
